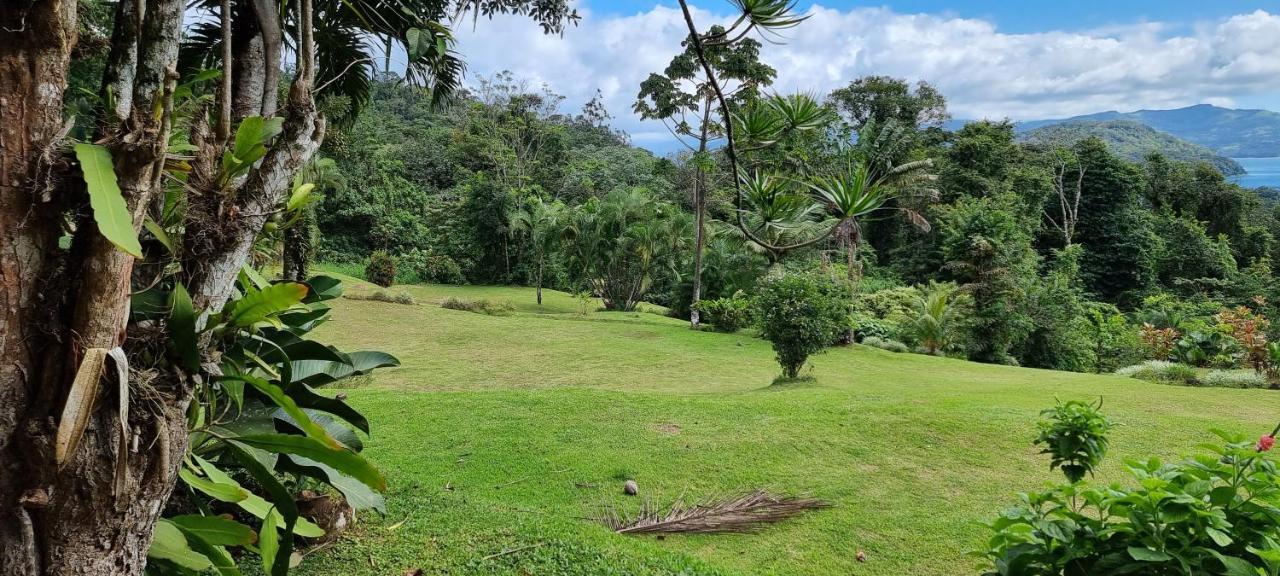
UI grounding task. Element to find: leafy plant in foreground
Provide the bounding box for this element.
[983,405,1280,576]
[142,274,398,575]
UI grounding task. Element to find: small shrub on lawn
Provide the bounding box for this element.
[365,250,397,287]
[440,297,513,316]
[984,411,1280,575]
[1199,369,1268,389]
[693,292,752,333]
[1114,360,1197,385]
[346,290,416,305]
[754,273,850,379]
[862,336,909,353]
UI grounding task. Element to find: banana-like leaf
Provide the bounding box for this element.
[233,433,386,492]
[302,275,343,302]
[290,351,399,387]
[169,514,257,546]
[227,283,310,328]
[181,533,240,576]
[149,519,214,571]
[74,143,143,257]
[194,455,324,538]
[57,348,108,468]
[237,374,344,449]
[285,383,370,434]
[179,467,251,503]
[280,455,385,514]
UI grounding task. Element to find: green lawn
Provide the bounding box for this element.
[297,278,1280,575]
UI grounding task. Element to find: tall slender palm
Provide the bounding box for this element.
[508,196,567,305]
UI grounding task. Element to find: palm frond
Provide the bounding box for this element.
[598,490,830,535]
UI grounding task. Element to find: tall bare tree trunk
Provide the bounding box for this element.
[689,100,711,329]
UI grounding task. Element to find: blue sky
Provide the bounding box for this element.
[588,1,1274,33]
[450,2,1280,154]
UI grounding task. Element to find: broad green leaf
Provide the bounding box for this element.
[291,351,399,387]
[227,283,310,327]
[282,455,386,514]
[286,383,369,433]
[194,455,324,538]
[169,283,200,371]
[74,143,142,257]
[260,508,281,576]
[182,534,240,576]
[233,433,386,492]
[179,467,250,503]
[1128,546,1172,562]
[170,515,257,546]
[302,275,343,302]
[149,519,213,571]
[238,374,343,449]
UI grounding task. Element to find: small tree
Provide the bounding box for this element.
[754,274,850,379]
[509,196,567,305]
[563,189,690,311]
[908,282,960,355]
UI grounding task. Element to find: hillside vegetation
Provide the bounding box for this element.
[1020,119,1245,175]
[1018,104,1280,158]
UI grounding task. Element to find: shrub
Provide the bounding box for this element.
[346,290,416,305]
[693,292,753,333]
[1033,399,1112,483]
[851,314,895,342]
[398,248,466,285]
[440,297,513,316]
[862,336,908,353]
[905,281,962,355]
[983,425,1280,575]
[1199,369,1268,389]
[754,274,850,378]
[365,250,396,287]
[1114,360,1197,385]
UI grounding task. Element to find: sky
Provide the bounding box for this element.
[444,1,1280,154]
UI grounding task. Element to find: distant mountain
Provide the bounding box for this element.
[1019,120,1245,176]
[1012,104,1280,158]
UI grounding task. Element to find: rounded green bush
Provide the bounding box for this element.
[365,250,397,287]
[754,274,850,379]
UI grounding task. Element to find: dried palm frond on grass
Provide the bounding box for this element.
[597,490,830,535]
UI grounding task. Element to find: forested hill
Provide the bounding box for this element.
[1019,119,1245,176]
[1015,104,1280,158]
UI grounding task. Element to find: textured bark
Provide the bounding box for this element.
[688,100,711,329]
[187,80,324,314]
[0,2,79,573]
[1,1,194,574]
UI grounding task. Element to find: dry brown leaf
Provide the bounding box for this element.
[56,348,109,469]
[599,490,830,535]
[108,347,129,501]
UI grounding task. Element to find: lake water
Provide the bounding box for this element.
[1231,157,1280,189]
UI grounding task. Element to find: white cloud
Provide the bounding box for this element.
[449,4,1280,152]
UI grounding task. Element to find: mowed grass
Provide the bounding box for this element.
[298,277,1280,575]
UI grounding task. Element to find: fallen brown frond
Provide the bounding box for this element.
[598,490,830,535]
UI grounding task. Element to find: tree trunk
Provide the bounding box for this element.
[1,1,195,574]
[689,100,711,329]
[536,259,543,305]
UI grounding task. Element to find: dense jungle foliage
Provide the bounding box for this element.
[309,72,1280,375]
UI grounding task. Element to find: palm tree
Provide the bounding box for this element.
[910,282,959,355]
[807,120,937,285]
[508,196,567,305]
